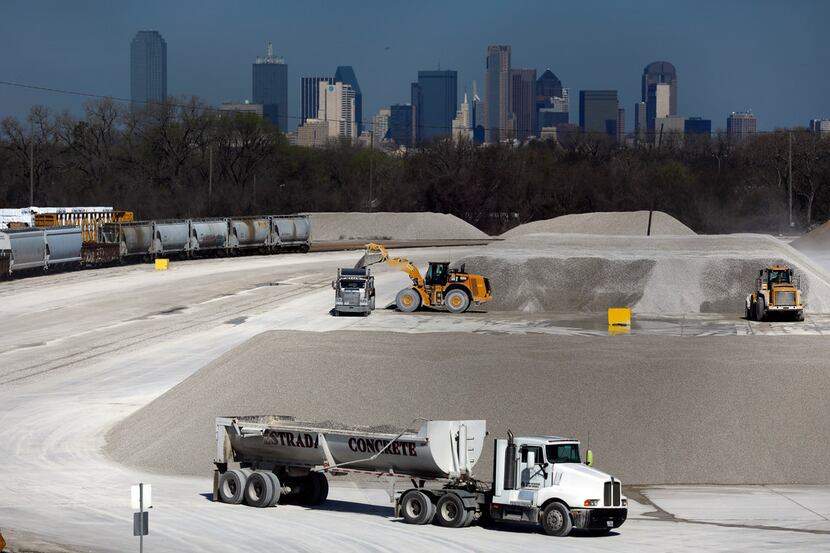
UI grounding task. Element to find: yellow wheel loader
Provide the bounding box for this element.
[745,266,804,322]
[356,243,492,313]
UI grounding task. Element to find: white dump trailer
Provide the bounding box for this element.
[214,416,627,536]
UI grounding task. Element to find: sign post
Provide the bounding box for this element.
[131,483,152,551]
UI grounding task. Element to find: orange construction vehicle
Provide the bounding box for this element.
[356,243,491,313]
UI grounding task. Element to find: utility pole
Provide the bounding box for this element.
[369,130,374,212]
[29,120,34,207]
[788,132,794,227]
[208,145,213,199]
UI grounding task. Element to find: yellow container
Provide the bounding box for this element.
[607,307,631,327]
[155,258,169,271]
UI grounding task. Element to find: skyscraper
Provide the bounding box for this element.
[617,108,626,142]
[642,61,678,116]
[537,88,569,133]
[471,81,485,144]
[301,77,333,124]
[373,108,391,142]
[334,66,363,134]
[535,69,563,101]
[634,101,647,141]
[317,82,356,139]
[646,82,671,133]
[130,30,167,106]
[810,119,830,135]
[484,45,511,143]
[410,70,458,143]
[252,43,288,132]
[388,104,413,147]
[452,93,473,143]
[510,69,536,140]
[685,117,712,135]
[579,90,619,137]
[727,112,757,141]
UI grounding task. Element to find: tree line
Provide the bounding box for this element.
[1,97,829,235]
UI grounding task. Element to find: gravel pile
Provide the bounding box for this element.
[105,330,830,485]
[309,212,489,242]
[791,220,830,253]
[459,233,830,314]
[502,210,695,237]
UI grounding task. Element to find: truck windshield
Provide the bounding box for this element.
[339,280,364,289]
[768,270,791,284]
[546,444,581,463]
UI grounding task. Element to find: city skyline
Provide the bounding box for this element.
[1,1,828,131]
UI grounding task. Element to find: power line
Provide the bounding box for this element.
[0,78,798,137]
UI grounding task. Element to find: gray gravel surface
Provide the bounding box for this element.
[105,330,830,485]
[308,212,489,241]
[460,233,830,313]
[502,210,695,237]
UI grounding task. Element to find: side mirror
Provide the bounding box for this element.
[586,449,593,467]
[331,281,336,289]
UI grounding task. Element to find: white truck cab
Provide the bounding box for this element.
[489,432,627,535]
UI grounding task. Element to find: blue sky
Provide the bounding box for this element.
[1,0,828,130]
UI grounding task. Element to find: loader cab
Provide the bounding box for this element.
[425,262,450,286]
[766,268,792,285]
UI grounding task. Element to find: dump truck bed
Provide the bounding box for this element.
[216,416,486,481]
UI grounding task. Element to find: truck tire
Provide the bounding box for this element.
[435,493,468,528]
[244,471,276,508]
[541,501,573,537]
[795,310,805,322]
[265,472,281,506]
[218,469,247,504]
[401,490,435,525]
[461,508,476,527]
[313,472,329,504]
[444,289,470,314]
[745,303,752,320]
[755,296,766,322]
[396,288,421,313]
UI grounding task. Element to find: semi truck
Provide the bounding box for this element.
[332,267,375,316]
[213,416,627,536]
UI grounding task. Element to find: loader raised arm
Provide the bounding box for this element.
[356,243,425,288]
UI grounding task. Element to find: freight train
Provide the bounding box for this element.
[0,214,311,278]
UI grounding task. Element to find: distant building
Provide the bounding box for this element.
[130,30,167,106]
[510,68,537,140]
[301,77,333,124]
[617,108,626,142]
[472,81,485,144]
[537,88,569,132]
[646,83,671,133]
[484,45,511,143]
[452,93,473,143]
[540,127,558,141]
[685,117,712,135]
[634,102,647,141]
[727,111,757,141]
[296,119,329,148]
[642,61,678,116]
[372,108,391,143]
[252,43,288,132]
[535,69,564,134]
[810,119,830,135]
[579,90,619,137]
[411,70,457,142]
[317,81,357,140]
[388,104,413,147]
[219,101,263,117]
[334,66,363,134]
[654,115,685,146]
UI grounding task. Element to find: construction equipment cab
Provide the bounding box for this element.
[356,243,491,313]
[746,266,804,321]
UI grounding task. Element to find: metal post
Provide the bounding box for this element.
[139,482,144,553]
[29,120,34,207]
[788,132,793,227]
[369,130,374,212]
[208,145,213,199]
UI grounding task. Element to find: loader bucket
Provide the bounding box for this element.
[354,250,385,269]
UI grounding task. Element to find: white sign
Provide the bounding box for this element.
[131,484,152,510]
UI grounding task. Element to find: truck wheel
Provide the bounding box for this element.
[312,472,329,504]
[444,289,470,313]
[744,304,752,320]
[755,296,766,322]
[435,493,468,528]
[244,471,276,508]
[396,288,421,313]
[401,490,435,525]
[541,502,573,537]
[461,509,476,527]
[795,311,805,322]
[265,472,281,506]
[218,469,247,504]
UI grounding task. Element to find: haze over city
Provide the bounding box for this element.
[1,0,828,130]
